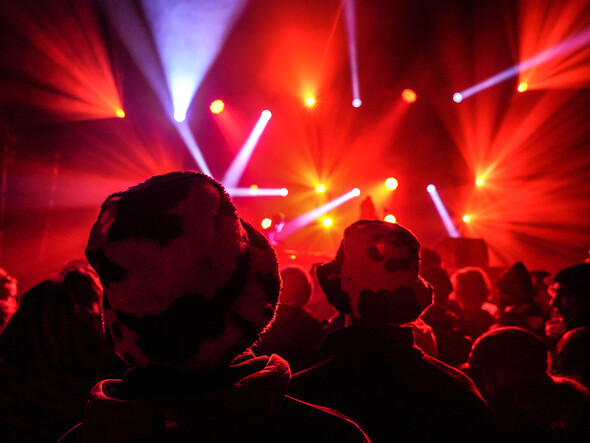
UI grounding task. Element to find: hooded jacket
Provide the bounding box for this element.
[60,353,370,442]
[290,325,495,442]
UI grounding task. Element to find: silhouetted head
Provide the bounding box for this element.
[451,267,491,310]
[549,263,590,329]
[86,171,281,371]
[0,265,109,372]
[495,262,534,307]
[420,266,453,304]
[316,220,433,326]
[279,265,312,308]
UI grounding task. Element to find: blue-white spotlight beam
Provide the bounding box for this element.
[100,0,174,116]
[175,120,212,177]
[453,25,590,102]
[344,0,362,108]
[427,185,460,238]
[227,187,288,197]
[141,0,247,122]
[275,188,361,241]
[222,110,272,189]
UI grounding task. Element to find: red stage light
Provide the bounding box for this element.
[401,89,417,103]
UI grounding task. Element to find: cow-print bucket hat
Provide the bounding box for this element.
[316,220,433,325]
[86,171,280,371]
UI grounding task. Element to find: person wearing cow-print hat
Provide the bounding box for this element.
[59,171,369,443]
[289,220,497,442]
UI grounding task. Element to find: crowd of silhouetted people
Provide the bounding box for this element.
[1,171,589,442]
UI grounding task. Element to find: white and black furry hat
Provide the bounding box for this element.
[86,171,280,371]
[317,220,433,325]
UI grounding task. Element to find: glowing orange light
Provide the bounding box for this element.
[322,217,333,227]
[289,254,297,260]
[401,89,417,103]
[462,215,471,223]
[210,99,225,114]
[316,184,326,193]
[385,177,399,190]
[261,218,272,229]
[384,214,397,223]
[475,178,484,186]
[115,109,125,118]
[249,184,259,196]
[6,1,124,122]
[517,82,528,92]
[306,96,315,106]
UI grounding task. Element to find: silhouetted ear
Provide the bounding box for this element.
[316,244,352,315]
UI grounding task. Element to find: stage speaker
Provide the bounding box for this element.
[434,237,488,272]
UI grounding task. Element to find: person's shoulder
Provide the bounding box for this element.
[556,327,590,348]
[422,354,484,398]
[257,395,370,443]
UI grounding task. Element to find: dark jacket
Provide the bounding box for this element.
[551,326,590,390]
[60,354,370,442]
[289,325,496,442]
[253,304,326,373]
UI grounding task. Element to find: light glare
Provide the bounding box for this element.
[174,109,186,122]
[401,89,417,103]
[384,214,397,223]
[261,218,272,229]
[210,99,225,114]
[385,177,399,190]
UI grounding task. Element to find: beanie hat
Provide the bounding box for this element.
[86,171,280,371]
[316,220,433,325]
[552,263,590,300]
[469,327,549,374]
